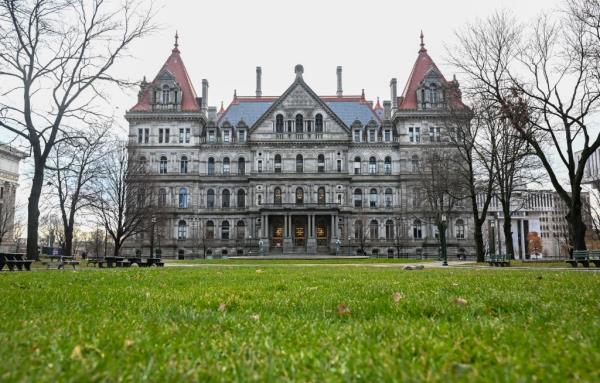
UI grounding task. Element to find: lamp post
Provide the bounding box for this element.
[150,216,157,259]
[441,214,448,266]
[490,219,496,258]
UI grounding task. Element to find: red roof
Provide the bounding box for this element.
[130,44,200,112]
[399,44,446,110]
[374,97,382,110]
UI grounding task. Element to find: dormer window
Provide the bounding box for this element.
[208,130,215,143]
[384,130,391,142]
[354,130,361,143]
[238,130,246,143]
[223,129,230,143]
[368,130,376,142]
[161,85,169,104]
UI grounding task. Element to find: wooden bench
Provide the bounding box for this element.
[487,254,511,267]
[567,250,600,267]
[87,258,106,268]
[0,253,33,271]
[58,259,80,270]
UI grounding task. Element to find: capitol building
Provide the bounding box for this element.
[125,34,474,258]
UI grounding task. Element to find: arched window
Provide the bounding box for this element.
[384,156,392,175]
[158,188,167,207]
[412,187,420,208]
[207,189,215,208]
[257,194,262,205]
[223,157,230,175]
[237,189,246,208]
[315,114,323,132]
[411,155,419,172]
[160,156,168,174]
[162,85,169,104]
[370,219,379,239]
[296,154,303,173]
[276,114,284,133]
[413,219,422,239]
[180,156,188,173]
[274,154,282,173]
[274,187,282,205]
[221,221,230,240]
[354,157,361,175]
[178,187,188,208]
[385,220,394,240]
[369,157,377,174]
[295,187,304,205]
[370,188,378,207]
[207,157,215,175]
[318,187,326,204]
[456,219,465,239]
[354,219,363,239]
[317,154,325,173]
[354,188,362,208]
[295,114,303,132]
[238,157,246,175]
[222,189,230,208]
[236,220,245,240]
[178,220,187,240]
[206,220,214,239]
[385,188,393,208]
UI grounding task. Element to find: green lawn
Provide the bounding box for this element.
[0,267,598,382]
[165,258,433,265]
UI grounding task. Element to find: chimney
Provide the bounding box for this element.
[336,66,343,97]
[256,66,262,98]
[201,79,209,110]
[383,101,391,119]
[208,106,217,120]
[390,78,398,111]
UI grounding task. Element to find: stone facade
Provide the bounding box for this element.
[0,144,26,252]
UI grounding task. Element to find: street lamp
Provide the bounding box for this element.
[441,214,448,266]
[490,219,496,259]
[150,216,157,259]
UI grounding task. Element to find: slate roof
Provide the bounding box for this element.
[217,97,276,126]
[323,98,380,126]
[399,43,445,110]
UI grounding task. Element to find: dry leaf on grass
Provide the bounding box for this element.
[251,314,260,321]
[453,297,468,306]
[124,339,135,348]
[337,304,352,317]
[256,269,264,273]
[70,345,82,360]
[392,292,404,302]
[218,302,226,312]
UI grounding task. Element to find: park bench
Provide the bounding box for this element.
[566,250,600,268]
[41,255,79,270]
[487,253,511,267]
[0,253,33,271]
[87,257,105,268]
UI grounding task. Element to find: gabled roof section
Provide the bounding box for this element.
[217,97,277,127]
[321,96,381,126]
[130,37,200,112]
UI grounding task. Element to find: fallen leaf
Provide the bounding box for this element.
[218,302,226,312]
[452,283,459,287]
[251,314,260,321]
[337,304,352,317]
[392,292,404,302]
[71,345,82,360]
[256,269,264,273]
[453,297,468,306]
[124,339,135,348]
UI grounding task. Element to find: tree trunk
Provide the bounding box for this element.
[64,225,73,258]
[567,193,587,252]
[474,222,485,262]
[26,163,44,260]
[113,239,121,257]
[502,218,515,259]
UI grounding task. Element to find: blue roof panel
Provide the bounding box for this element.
[325,101,379,127]
[219,101,274,127]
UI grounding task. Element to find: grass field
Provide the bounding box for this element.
[1,266,599,382]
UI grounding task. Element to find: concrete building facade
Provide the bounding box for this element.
[0,144,26,252]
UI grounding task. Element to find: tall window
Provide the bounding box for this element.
[158,188,167,207]
[411,155,419,172]
[354,189,362,208]
[221,221,230,240]
[138,128,149,144]
[369,157,377,174]
[180,156,188,173]
[159,128,164,143]
[276,114,284,133]
[206,220,215,239]
[370,188,378,207]
[179,187,189,208]
[370,220,379,239]
[413,219,422,239]
[354,157,361,175]
[409,127,420,143]
[337,159,342,172]
[274,187,282,205]
[207,189,215,208]
[223,157,230,175]
[159,156,168,174]
[222,189,230,208]
[385,220,394,240]
[237,189,246,208]
[429,127,441,142]
[368,130,376,142]
[456,219,465,239]
[161,85,170,104]
[236,220,245,240]
[354,130,361,143]
[318,154,325,173]
[412,187,420,208]
[315,114,323,132]
[258,160,263,173]
[295,114,303,132]
[296,154,303,173]
[318,187,326,204]
[178,220,187,240]
[208,157,215,175]
[239,157,246,175]
[274,154,282,173]
[385,188,393,208]
[354,220,363,239]
[223,129,230,144]
[179,128,190,143]
[384,156,392,175]
[295,187,304,205]
[384,129,391,142]
[238,130,246,143]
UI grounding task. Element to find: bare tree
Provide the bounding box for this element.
[0,200,16,250]
[12,216,25,252]
[0,0,155,259]
[45,124,109,258]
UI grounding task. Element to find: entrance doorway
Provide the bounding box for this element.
[316,216,329,247]
[292,216,307,247]
[270,216,284,248]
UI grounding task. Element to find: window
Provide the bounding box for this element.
[369,130,376,142]
[354,157,361,175]
[222,189,230,208]
[207,157,215,175]
[354,189,362,208]
[274,187,282,205]
[369,157,377,174]
[274,154,282,173]
[354,130,361,143]
[306,120,312,132]
[138,157,147,172]
[179,187,189,208]
[385,220,394,240]
[138,128,149,144]
[384,130,391,142]
[412,187,420,208]
[315,114,323,132]
[318,154,325,173]
[221,221,230,240]
[158,128,164,143]
[236,220,245,240]
[178,220,187,240]
[370,188,378,208]
[162,85,170,104]
[206,220,215,239]
[380,157,390,176]
[296,154,303,173]
[237,189,246,208]
[337,159,342,172]
[385,188,393,208]
[238,130,246,143]
[354,220,363,239]
[160,156,168,174]
[287,120,293,132]
[258,160,263,173]
[208,130,216,143]
[180,156,188,173]
[409,127,420,143]
[318,187,326,205]
[223,129,230,143]
[456,219,465,239]
[295,114,303,132]
[370,220,379,239]
[258,195,262,205]
[413,219,422,239]
[158,128,169,143]
[158,188,167,207]
[223,157,230,175]
[295,187,304,205]
[276,114,284,133]
[430,127,441,142]
[239,157,246,175]
[179,128,190,143]
[207,189,215,208]
[411,155,419,172]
